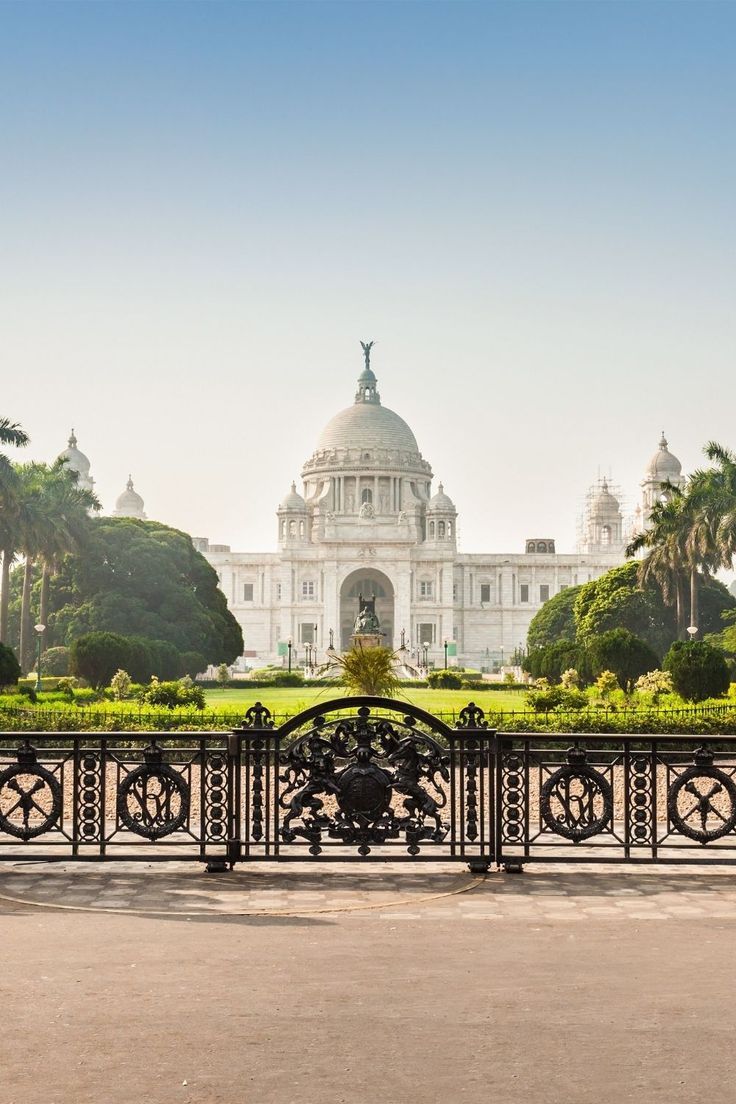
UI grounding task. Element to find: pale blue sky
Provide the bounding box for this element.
[2,1,734,554]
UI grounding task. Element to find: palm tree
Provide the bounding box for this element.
[0,418,29,645]
[627,487,690,638]
[36,461,99,632]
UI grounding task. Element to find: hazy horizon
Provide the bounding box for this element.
[3,1,734,559]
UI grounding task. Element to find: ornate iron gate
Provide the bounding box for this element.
[1,696,736,869]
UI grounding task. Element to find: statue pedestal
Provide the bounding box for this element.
[350,633,383,650]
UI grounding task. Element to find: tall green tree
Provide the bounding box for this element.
[0,418,29,645]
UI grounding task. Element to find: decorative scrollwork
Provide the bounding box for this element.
[117,744,190,840]
[540,746,613,842]
[279,706,450,856]
[456,703,488,730]
[0,743,62,841]
[242,702,273,729]
[668,747,736,844]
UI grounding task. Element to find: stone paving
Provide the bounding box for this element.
[3,861,736,1104]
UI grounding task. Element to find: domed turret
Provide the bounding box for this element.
[641,432,685,528]
[428,483,456,513]
[58,429,94,493]
[112,476,146,520]
[646,433,682,481]
[425,482,457,547]
[277,482,308,545]
[589,478,620,518]
[579,477,624,553]
[279,482,306,511]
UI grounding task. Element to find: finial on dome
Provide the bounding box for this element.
[659,431,668,449]
[68,428,77,447]
[355,341,380,405]
[127,475,134,490]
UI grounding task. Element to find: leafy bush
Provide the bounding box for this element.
[427,671,463,689]
[268,670,304,687]
[594,670,619,699]
[527,684,587,713]
[524,641,590,684]
[180,651,207,678]
[330,645,400,697]
[560,668,580,689]
[70,632,132,689]
[215,663,231,688]
[664,641,730,703]
[586,629,660,689]
[41,646,71,676]
[0,642,21,687]
[143,678,206,710]
[109,669,133,701]
[634,669,673,703]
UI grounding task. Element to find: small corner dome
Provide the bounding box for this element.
[590,478,620,515]
[279,482,306,511]
[59,429,91,476]
[114,476,145,516]
[646,433,682,480]
[428,483,456,512]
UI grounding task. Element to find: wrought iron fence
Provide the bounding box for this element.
[1,696,736,870]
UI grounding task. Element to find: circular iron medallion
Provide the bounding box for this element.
[668,766,736,844]
[0,763,62,840]
[541,764,613,842]
[117,765,190,840]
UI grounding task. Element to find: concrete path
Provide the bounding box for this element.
[2,862,736,1104]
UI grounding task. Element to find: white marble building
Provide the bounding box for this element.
[193,351,684,670]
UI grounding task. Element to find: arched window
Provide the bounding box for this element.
[601,525,611,546]
[447,522,452,538]
[537,541,546,553]
[429,521,435,539]
[361,487,373,505]
[299,520,305,538]
[438,521,446,539]
[280,520,286,539]
[288,520,296,537]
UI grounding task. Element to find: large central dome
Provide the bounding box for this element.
[317,402,419,454]
[315,353,420,456]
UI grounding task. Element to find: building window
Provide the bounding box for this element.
[243,583,254,602]
[302,580,315,599]
[438,521,446,539]
[601,525,611,546]
[539,584,550,602]
[361,487,373,505]
[419,580,433,598]
[428,521,435,539]
[480,583,491,604]
[447,521,453,538]
[519,584,529,603]
[418,623,435,644]
[453,583,458,601]
[299,623,316,644]
[276,583,282,600]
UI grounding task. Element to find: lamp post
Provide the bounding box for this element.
[34,623,46,693]
[287,637,293,672]
[422,642,429,671]
[443,639,448,669]
[687,626,698,640]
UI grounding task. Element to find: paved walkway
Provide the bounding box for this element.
[3,861,736,1103]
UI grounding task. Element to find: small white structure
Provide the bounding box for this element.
[58,429,95,494]
[112,476,147,520]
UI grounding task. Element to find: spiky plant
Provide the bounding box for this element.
[326,643,401,697]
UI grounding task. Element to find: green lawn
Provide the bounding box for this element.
[203,686,528,716]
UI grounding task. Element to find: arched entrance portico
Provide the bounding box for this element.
[340,568,395,650]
